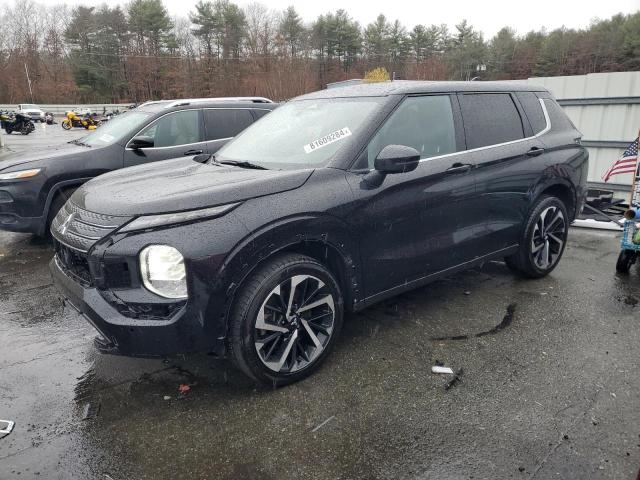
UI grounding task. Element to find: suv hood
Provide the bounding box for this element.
[0,143,92,171]
[74,157,314,215]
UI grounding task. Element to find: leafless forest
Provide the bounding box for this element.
[0,0,638,103]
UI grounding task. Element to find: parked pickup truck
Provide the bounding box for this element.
[16,104,45,123]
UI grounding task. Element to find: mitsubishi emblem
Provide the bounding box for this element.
[59,213,75,235]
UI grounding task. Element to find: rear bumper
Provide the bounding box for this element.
[50,256,222,357]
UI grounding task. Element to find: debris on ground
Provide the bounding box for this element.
[431,366,454,374]
[311,415,335,433]
[178,384,191,394]
[163,396,171,401]
[0,419,15,436]
[82,402,101,420]
[444,369,464,390]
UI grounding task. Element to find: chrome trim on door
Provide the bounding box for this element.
[415,98,552,164]
[125,107,267,151]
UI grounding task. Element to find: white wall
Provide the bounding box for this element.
[520,72,640,194]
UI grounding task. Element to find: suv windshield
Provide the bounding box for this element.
[216,97,384,170]
[78,111,150,147]
[21,104,38,110]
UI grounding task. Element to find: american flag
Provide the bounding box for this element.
[602,137,639,182]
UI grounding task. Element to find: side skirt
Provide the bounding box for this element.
[353,244,519,311]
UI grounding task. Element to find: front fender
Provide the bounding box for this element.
[220,213,360,295]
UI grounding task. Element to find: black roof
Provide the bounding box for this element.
[295,80,548,101]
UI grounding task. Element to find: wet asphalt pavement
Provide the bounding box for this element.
[1,129,640,479]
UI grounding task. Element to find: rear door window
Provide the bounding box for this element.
[458,93,524,149]
[516,92,547,134]
[367,95,458,167]
[204,109,254,141]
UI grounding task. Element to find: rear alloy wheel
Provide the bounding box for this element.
[505,195,569,278]
[228,254,343,386]
[530,205,566,270]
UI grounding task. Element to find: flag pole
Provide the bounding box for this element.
[631,129,640,209]
[623,132,640,221]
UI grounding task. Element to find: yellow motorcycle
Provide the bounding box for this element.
[61,111,100,130]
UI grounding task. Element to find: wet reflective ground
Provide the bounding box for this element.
[1,228,639,479]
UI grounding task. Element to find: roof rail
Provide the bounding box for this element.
[163,97,273,108]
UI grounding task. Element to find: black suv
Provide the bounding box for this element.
[0,97,276,235]
[50,82,588,386]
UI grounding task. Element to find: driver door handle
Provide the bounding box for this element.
[526,146,545,157]
[184,149,203,155]
[445,163,473,174]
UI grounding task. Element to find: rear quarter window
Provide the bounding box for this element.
[516,92,548,134]
[458,93,524,149]
[541,98,577,132]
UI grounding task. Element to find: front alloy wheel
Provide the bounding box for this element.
[228,253,343,386]
[255,274,335,374]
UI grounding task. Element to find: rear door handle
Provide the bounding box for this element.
[526,146,545,157]
[445,163,472,174]
[184,149,203,155]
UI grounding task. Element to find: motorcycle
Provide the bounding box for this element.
[1,111,35,135]
[45,112,55,125]
[99,110,120,123]
[61,111,100,130]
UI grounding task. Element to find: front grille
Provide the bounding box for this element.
[51,201,132,252]
[55,242,92,286]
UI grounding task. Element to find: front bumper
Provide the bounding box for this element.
[0,212,44,234]
[50,256,222,357]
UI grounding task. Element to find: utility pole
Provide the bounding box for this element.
[24,63,34,103]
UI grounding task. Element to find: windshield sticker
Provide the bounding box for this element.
[99,134,114,143]
[304,127,352,154]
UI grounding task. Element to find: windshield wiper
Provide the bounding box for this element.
[218,160,268,170]
[68,139,91,148]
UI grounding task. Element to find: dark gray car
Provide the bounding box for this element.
[0,97,277,235]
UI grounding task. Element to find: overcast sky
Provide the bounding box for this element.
[56,0,639,37]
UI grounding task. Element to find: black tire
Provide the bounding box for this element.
[44,188,75,238]
[5,127,12,134]
[616,249,636,274]
[505,195,569,278]
[227,253,344,387]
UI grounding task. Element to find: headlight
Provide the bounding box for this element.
[120,202,240,233]
[0,168,41,180]
[139,245,187,299]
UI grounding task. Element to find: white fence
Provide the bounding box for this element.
[517,71,640,197]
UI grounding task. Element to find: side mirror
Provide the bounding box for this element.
[129,136,154,150]
[374,145,420,174]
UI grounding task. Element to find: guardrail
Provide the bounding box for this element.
[0,104,133,115]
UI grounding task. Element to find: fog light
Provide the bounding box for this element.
[139,245,187,299]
